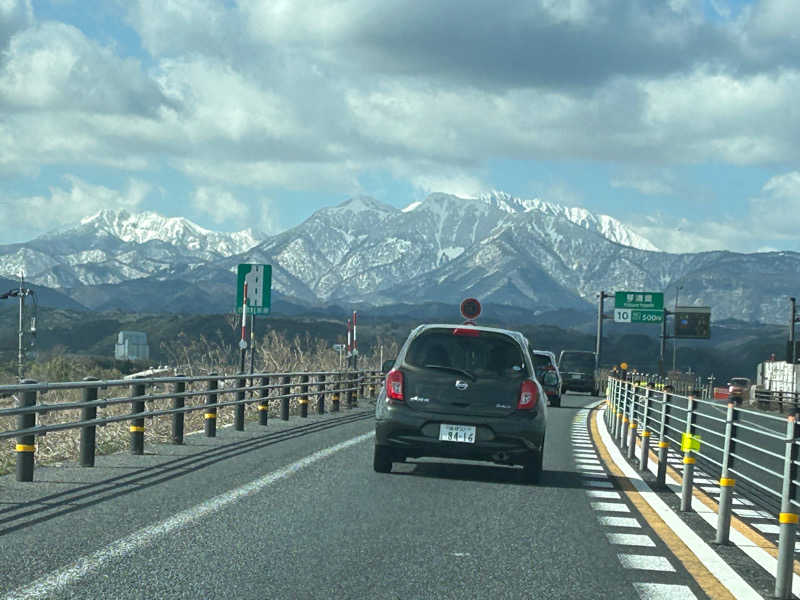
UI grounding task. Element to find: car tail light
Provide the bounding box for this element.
[453,327,480,337]
[518,379,539,410]
[386,369,404,403]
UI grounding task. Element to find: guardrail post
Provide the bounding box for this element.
[612,379,622,437]
[775,416,799,599]
[171,376,186,444]
[656,390,669,486]
[317,374,326,415]
[621,384,631,451]
[281,375,291,421]
[619,382,628,446]
[680,395,696,512]
[300,374,309,418]
[129,379,146,455]
[16,380,37,482]
[235,376,246,431]
[715,402,736,545]
[332,373,341,412]
[205,375,218,437]
[627,385,639,460]
[258,376,270,426]
[640,387,652,472]
[80,377,99,467]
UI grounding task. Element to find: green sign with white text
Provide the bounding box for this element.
[615,291,664,310]
[236,264,272,315]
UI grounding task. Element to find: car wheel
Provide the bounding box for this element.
[373,445,393,473]
[522,449,543,484]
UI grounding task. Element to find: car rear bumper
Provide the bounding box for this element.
[375,404,545,464]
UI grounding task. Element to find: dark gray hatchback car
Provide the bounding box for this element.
[374,324,547,482]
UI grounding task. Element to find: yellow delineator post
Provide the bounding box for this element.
[775,416,798,599]
[715,403,736,545]
[680,395,699,512]
[16,381,37,482]
[205,376,219,438]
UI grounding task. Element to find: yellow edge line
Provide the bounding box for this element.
[590,409,735,600]
[631,433,800,575]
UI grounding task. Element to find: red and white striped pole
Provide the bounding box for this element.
[239,281,248,372]
[352,311,358,371]
[346,318,352,368]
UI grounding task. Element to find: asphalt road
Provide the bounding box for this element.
[0,394,707,599]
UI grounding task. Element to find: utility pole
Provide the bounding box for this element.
[595,291,613,370]
[659,310,669,378]
[790,297,797,364]
[1,273,34,381]
[672,285,683,372]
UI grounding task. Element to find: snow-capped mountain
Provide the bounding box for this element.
[0,209,265,288]
[0,194,797,323]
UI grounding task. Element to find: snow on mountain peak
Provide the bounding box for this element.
[73,208,261,255]
[329,196,396,214]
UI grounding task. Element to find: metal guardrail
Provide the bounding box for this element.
[604,376,799,599]
[1,369,383,484]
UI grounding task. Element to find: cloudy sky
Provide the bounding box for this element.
[0,0,798,253]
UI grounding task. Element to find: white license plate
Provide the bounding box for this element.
[439,424,476,444]
[571,374,582,380]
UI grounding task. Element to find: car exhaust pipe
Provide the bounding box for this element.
[492,451,512,464]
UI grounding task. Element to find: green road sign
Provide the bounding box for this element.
[236,264,272,315]
[613,308,664,324]
[615,291,664,310]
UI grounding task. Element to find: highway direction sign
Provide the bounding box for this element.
[614,308,664,324]
[674,306,711,339]
[615,291,664,310]
[236,264,272,315]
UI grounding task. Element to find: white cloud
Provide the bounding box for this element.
[626,170,800,253]
[0,0,32,47]
[191,186,249,225]
[410,172,486,199]
[611,176,674,196]
[0,176,148,234]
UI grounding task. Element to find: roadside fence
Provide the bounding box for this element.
[604,376,799,599]
[1,369,382,484]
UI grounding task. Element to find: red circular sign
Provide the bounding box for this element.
[460,298,482,321]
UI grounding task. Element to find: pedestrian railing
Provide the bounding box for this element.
[604,376,799,599]
[1,369,382,484]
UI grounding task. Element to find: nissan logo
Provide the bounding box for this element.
[455,380,469,391]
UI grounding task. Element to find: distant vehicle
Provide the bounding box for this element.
[558,350,598,395]
[531,348,562,407]
[374,322,547,483]
[727,377,751,404]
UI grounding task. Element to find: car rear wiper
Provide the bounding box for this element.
[423,364,476,381]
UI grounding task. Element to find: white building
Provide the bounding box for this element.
[115,331,150,361]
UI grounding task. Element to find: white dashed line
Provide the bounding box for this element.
[592,502,631,513]
[633,582,698,599]
[618,554,676,572]
[598,515,641,528]
[584,480,615,489]
[606,533,656,547]
[587,490,621,500]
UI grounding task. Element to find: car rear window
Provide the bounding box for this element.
[730,378,750,386]
[405,329,528,378]
[560,352,595,371]
[532,353,552,370]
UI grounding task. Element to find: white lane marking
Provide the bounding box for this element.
[596,409,761,599]
[581,472,609,479]
[577,465,605,472]
[2,431,375,600]
[584,480,615,489]
[633,583,698,599]
[592,502,631,513]
[606,533,656,547]
[752,522,781,535]
[732,497,754,506]
[733,508,772,519]
[575,458,602,465]
[573,443,594,448]
[618,554,676,572]
[587,490,621,499]
[598,515,641,528]
[700,486,721,495]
